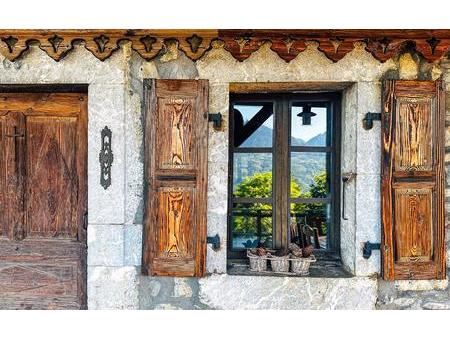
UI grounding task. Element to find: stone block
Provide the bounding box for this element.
[206,212,227,274]
[173,278,193,298]
[199,274,377,309]
[88,85,126,224]
[197,41,396,84]
[422,301,450,310]
[88,224,124,267]
[393,297,416,308]
[88,266,139,310]
[124,224,143,266]
[0,45,126,85]
[394,279,449,292]
[399,53,419,80]
[356,82,382,175]
[124,79,145,225]
[207,161,228,216]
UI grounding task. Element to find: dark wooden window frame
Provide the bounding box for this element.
[227,92,342,261]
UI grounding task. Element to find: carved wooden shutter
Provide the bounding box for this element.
[381,80,446,280]
[142,79,208,277]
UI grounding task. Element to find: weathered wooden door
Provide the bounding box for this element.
[0,92,87,309]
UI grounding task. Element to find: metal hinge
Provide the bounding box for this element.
[362,241,381,259]
[83,212,88,230]
[207,234,220,250]
[208,113,222,129]
[362,112,381,130]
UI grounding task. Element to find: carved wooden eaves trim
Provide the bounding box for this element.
[1,29,450,63]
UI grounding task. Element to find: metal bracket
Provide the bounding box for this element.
[208,112,222,129]
[363,241,381,259]
[207,234,220,250]
[362,112,381,130]
[99,126,114,190]
[341,172,357,220]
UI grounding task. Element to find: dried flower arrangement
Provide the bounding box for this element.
[246,243,316,275]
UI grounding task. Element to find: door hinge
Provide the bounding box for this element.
[362,241,381,259]
[362,112,381,130]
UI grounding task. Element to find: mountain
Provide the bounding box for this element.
[304,132,326,146]
[234,126,327,193]
[240,125,275,147]
[241,125,323,147]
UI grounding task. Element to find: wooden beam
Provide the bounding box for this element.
[1,29,449,63]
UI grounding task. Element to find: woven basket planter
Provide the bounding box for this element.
[290,255,316,275]
[268,255,290,273]
[247,252,268,272]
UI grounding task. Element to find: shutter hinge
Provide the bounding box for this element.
[83,212,88,230]
[207,112,222,129]
[362,112,381,130]
[143,79,152,89]
[207,234,220,250]
[362,241,381,259]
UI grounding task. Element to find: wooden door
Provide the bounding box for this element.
[0,92,87,309]
[142,79,208,277]
[381,80,446,280]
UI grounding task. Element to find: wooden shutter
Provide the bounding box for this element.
[381,80,446,280]
[142,79,208,277]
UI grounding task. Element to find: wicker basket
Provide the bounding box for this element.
[268,255,290,273]
[290,255,316,275]
[247,252,268,272]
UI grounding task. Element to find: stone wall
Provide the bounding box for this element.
[1,40,449,309]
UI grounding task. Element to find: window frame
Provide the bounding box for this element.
[227,92,342,261]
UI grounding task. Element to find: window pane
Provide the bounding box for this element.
[232,203,273,249]
[233,153,272,197]
[233,103,273,148]
[290,203,331,250]
[291,105,328,146]
[290,152,330,198]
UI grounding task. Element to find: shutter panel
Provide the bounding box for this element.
[142,79,208,277]
[381,79,446,280]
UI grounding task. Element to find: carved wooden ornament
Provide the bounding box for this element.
[1,30,450,63]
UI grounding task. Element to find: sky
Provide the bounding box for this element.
[235,105,327,143]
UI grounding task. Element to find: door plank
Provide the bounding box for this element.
[0,92,87,309]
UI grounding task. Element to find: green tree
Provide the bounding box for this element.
[233,172,305,247]
[304,171,328,235]
[308,171,327,198]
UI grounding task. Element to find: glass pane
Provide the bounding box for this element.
[233,103,273,148]
[232,203,273,249]
[291,105,328,146]
[233,153,272,197]
[290,203,331,250]
[290,152,330,198]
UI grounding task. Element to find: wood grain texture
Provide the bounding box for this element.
[0,92,87,309]
[2,29,450,63]
[0,115,6,237]
[381,80,446,280]
[395,97,432,172]
[142,79,208,277]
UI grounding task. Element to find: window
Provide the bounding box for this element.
[228,92,341,261]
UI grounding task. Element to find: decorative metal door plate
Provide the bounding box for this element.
[99,126,113,189]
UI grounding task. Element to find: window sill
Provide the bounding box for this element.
[227,259,353,278]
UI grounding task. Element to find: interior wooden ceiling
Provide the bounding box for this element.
[1,29,450,63]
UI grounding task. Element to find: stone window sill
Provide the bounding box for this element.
[227,259,353,278]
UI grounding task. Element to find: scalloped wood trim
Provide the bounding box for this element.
[1,29,450,63]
